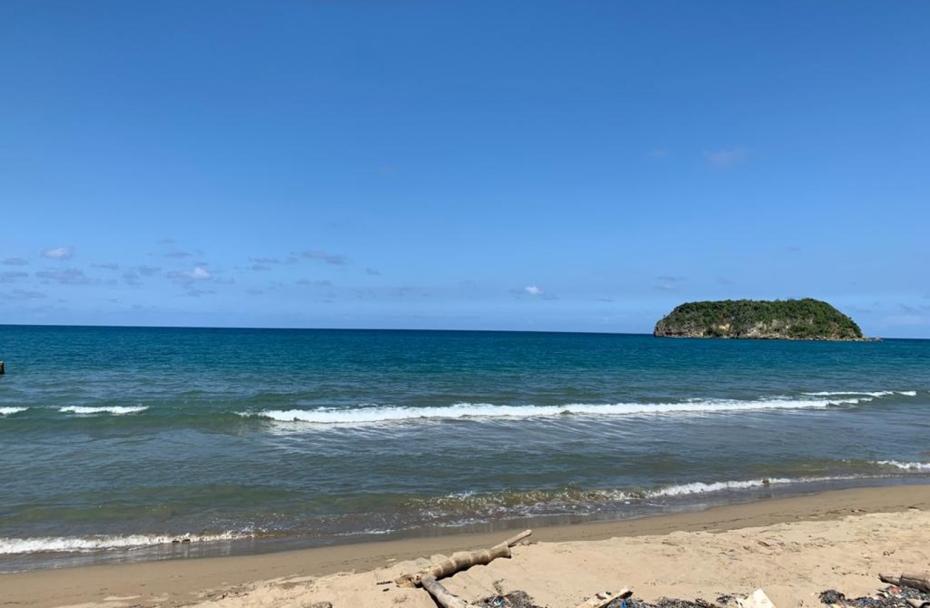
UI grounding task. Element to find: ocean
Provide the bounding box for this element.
[0,325,928,572]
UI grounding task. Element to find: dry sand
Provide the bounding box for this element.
[2,485,929,608]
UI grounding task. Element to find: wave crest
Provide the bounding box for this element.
[0,531,251,555]
[59,406,148,415]
[0,407,28,416]
[240,395,880,426]
[875,460,930,472]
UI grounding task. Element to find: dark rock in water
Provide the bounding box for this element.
[654,298,864,340]
[0,360,5,374]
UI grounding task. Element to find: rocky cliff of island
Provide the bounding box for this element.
[654,298,864,340]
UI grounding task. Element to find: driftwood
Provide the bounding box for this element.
[421,575,472,608]
[396,529,533,588]
[879,572,930,593]
[574,588,632,608]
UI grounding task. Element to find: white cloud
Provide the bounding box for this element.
[187,266,211,280]
[524,285,543,296]
[42,246,74,260]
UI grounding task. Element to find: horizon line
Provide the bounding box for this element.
[0,322,922,340]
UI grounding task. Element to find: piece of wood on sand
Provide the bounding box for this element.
[395,529,533,588]
[420,576,472,608]
[880,572,930,593]
[574,588,633,608]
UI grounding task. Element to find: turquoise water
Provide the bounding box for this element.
[1,326,929,571]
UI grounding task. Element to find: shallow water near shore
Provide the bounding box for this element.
[1,326,929,572]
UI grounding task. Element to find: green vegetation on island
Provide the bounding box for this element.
[654,298,864,340]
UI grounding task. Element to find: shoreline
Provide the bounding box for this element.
[3,483,930,607]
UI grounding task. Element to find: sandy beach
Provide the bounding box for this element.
[3,484,929,608]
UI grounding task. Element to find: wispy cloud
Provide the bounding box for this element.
[122,265,161,287]
[524,285,543,296]
[42,246,74,260]
[166,266,211,283]
[35,268,94,285]
[122,270,142,287]
[252,256,297,265]
[365,267,381,276]
[166,266,232,295]
[92,262,120,270]
[296,279,333,287]
[704,147,747,169]
[137,265,160,277]
[187,266,211,280]
[654,275,685,291]
[299,249,348,266]
[184,288,216,298]
[0,271,29,283]
[1,257,28,266]
[1,289,46,301]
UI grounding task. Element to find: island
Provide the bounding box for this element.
[653,298,864,340]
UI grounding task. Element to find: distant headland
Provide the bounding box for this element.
[654,298,865,340]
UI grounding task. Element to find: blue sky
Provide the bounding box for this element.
[1,1,929,336]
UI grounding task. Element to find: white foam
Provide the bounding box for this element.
[59,406,148,415]
[241,396,868,426]
[0,407,28,416]
[645,475,865,498]
[0,532,250,555]
[803,390,917,397]
[875,460,930,472]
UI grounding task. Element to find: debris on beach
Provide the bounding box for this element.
[624,599,717,608]
[818,586,930,608]
[623,590,770,608]
[395,529,534,607]
[476,590,544,608]
[396,529,533,589]
[818,572,930,608]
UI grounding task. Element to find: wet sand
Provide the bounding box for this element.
[3,484,929,607]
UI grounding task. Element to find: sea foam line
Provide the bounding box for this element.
[59,406,149,415]
[240,396,871,425]
[0,532,251,555]
[875,460,930,472]
[645,475,865,498]
[0,407,28,416]
[802,390,918,397]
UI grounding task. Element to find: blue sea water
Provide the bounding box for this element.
[0,325,928,571]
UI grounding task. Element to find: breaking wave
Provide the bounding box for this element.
[802,390,917,397]
[0,407,28,416]
[875,460,930,472]
[59,406,149,415]
[0,531,251,555]
[239,393,904,426]
[415,466,929,521]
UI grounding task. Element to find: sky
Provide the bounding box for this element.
[1,1,929,336]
